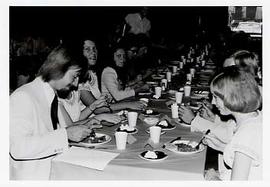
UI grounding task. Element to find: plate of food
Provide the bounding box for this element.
[143,117,159,125]
[79,132,111,146]
[141,109,160,117]
[150,95,167,101]
[139,150,168,161]
[115,124,138,134]
[151,74,165,80]
[164,139,205,154]
[155,119,176,130]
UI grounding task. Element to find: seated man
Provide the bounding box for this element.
[10,45,93,180]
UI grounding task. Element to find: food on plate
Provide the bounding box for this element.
[153,95,160,99]
[144,117,159,125]
[146,109,153,114]
[175,142,197,152]
[87,132,106,143]
[116,124,136,133]
[144,151,158,159]
[157,120,169,127]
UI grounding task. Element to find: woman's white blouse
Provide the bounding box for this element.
[101,67,135,102]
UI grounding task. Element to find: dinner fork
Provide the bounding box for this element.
[195,129,210,150]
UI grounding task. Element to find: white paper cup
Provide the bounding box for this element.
[149,126,161,144]
[201,60,206,67]
[186,73,192,82]
[161,79,167,88]
[171,103,179,118]
[172,66,177,74]
[190,68,195,77]
[115,131,128,150]
[179,61,184,69]
[175,92,183,104]
[184,85,191,97]
[166,71,172,82]
[127,111,138,127]
[155,86,162,98]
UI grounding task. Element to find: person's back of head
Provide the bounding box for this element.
[211,66,261,113]
[232,50,259,76]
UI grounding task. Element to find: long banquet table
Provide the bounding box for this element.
[50,98,207,180]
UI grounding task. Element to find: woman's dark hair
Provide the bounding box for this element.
[106,46,128,89]
[37,45,86,82]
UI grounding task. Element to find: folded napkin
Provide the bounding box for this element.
[53,147,119,171]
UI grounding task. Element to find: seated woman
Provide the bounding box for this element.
[79,39,146,112]
[101,46,149,102]
[204,66,262,180]
[58,83,122,128]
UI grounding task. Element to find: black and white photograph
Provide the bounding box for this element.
[1,0,269,186]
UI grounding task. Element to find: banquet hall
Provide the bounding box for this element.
[9,6,263,181]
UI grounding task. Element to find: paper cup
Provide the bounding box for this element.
[172,66,177,74]
[166,71,172,82]
[115,131,128,150]
[186,73,192,82]
[161,79,167,88]
[184,85,191,97]
[127,111,138,127]
[190,68,195,77]
[155,86,162,98]
[175,92,183,104]
[149,126,161,144]
[171,103,179,118]
[179,61,184,69]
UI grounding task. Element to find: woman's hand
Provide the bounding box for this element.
[178,105,195,124]
[90,95,108,110]
[203,133,227,152]
[124,101,147,111]
[198,102,215,122]
[95,114,122,124]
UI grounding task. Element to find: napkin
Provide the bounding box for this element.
[127,134,137,144]
[53,147,119,170]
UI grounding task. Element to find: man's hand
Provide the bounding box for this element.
[66,125,92,142]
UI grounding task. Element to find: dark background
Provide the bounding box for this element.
[10,6,229,41]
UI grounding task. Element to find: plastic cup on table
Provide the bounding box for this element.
[184,85,191,97]
[179,61,184,69]
[186,73,192,82]
[115,131,128,150]
[166,71,172,82]
[175,91,183,104]
[190,68,195,77]
[149,126,161,144]
[154,86,162,98]
[127,111,138,127]
[172,66,177,74]
[161,79,167,88]
[171,103,179,119]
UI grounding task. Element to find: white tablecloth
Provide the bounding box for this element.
[50,100,206,180]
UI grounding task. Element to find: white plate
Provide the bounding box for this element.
[139,151,168,161]
[164,140,205,155]
[79,133,111,146]
[115,127,138,135]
